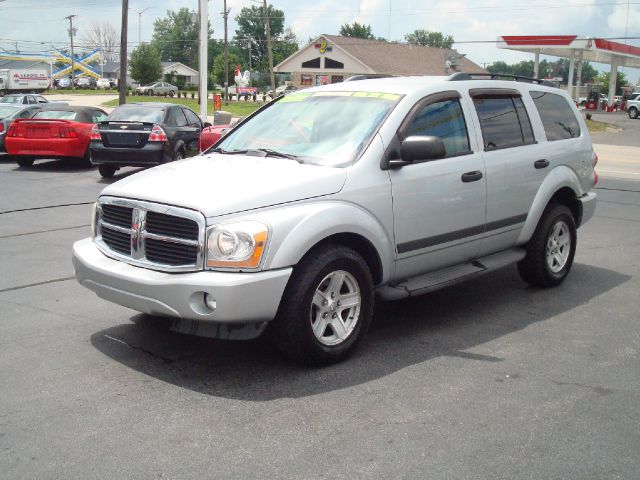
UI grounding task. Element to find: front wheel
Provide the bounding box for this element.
[518,204,577,288]
[629,107,638,119]
[168,90,175,98]
[270,245,374,366]
[16,157,34,168]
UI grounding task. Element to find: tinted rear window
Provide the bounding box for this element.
[473,95,535,150]
[33,110,78,120]
[530,91,581,141]
[108,107,165,123]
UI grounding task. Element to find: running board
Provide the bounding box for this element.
[376,248,526,301]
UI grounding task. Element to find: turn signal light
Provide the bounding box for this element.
[58,127,77,138]
[0,124,4,133]
[149,124,168,142]
[90,124,101,141]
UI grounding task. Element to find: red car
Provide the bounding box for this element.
[6,105,108,168]
[199,124,232,152]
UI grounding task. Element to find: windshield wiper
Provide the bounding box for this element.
[212,147,303,163]
[253,148,304,163]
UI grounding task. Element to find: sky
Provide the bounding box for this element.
[1,0,639,81]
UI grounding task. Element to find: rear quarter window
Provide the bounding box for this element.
[530,91,581,141]
[33,111,78,120]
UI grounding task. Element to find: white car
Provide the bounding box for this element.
[96,78,114,89]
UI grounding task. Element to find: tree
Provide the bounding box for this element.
[404,29,454,49]
[151,8,211,69]
[487,58,598,84]
[339,22,375,39]
[81,22,118,62]
[129,43,162,85]
[595,71,628,95]
[212,51,242,87]
[233,4,298,72]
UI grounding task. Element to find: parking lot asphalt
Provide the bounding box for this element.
[1,134,639,478]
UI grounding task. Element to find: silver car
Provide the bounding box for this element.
[135,82,178,97]
[73,74,597,365]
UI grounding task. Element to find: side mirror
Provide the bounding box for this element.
[386,135,446,169]
[203,122,212,129]
[401,135,445,162]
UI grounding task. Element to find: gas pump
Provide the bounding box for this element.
[585,84,602,111]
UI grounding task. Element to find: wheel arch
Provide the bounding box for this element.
[517,166,585,245]
[261,202,394,285]
[303,233,383,286]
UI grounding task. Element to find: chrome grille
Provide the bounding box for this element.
[95,197,206,272]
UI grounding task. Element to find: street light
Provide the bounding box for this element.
[129,6,150,45]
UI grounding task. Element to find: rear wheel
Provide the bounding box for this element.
[98,164,116,178]
[629,107,638,119]
[270,245,374,366]
[76,148,93,168]
[518,203,577,287]
[173,149,184,162]
[168,90,175,98]
[148,89,154,96]
[16,157,34,168]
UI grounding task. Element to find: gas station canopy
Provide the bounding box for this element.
[497,35,640,104]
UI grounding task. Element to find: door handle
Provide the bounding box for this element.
[461,171,483,182]
[534,159,550,169]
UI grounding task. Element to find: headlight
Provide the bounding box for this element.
[206,221,269,269]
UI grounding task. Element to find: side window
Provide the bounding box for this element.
[19,109,33,118]
[405,98,470,156]
[168,108,188,127]
[92,111,108,123]
[530,91,581,141]
[183,108,201,126]
[472,95,535,151]
[36,96,47,104]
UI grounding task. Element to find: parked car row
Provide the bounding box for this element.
[3,102,233,178]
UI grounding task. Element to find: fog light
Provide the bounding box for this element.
[204,294,217,312]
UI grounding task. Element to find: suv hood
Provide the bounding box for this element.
[100,153,347,218]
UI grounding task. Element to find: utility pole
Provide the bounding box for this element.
[222,1,230,104]
[263,0,275,98]
[119,0,128,105]
[198,0,208,120]
[65,15,77,91]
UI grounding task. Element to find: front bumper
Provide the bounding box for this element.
[578,192,597,227]
[73,238,292,323]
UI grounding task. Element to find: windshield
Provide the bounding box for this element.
[0,96,20,104]
[33,110,78,120]
[107,107,165,123]
[0,106,20,118]
[215,91,402,166]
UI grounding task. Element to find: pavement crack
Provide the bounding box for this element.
[0,224,89,239]
[104,334,175,363]
[0,201,93,215]
[552,380,615,396]
[0,276,75,294]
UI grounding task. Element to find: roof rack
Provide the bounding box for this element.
[448,72,557,88]
[344,74,394,82]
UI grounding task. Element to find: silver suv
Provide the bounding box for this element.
[626,92,640,118]
[73,74,597,365]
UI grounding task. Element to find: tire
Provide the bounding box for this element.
[270,244,374,366]
[16,157,34,167]
[173,149,184,161]
[629,107,638,119]
[518,203,577,288]
[76,148,93,168]
[168,90,175,98]
[98,164,116,178]
[148,90,154,96]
